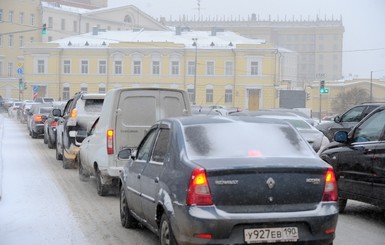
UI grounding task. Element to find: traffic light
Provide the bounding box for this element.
[19,78,23,90]
[42,24,47,35]
[320,80,325,93]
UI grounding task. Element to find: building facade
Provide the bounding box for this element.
[22,29,297,111]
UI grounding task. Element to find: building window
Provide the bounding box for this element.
[207,61,214,75]
[8,34,13,47]
[171,61,179,75]
[8,11,13,23]
[225,61,233,76]
[133,60,141,75]
[99,60,107,74]
[80,85,88,93]
[98,86,106,94]
[61,19,65,31]
[250,61,259,76]
[81,60,88,74]
[8,63,13,76]
[19,12,24,24]
[114,60,122,74]
[187,87,195,104]
[152,61,160,75]
[30,14,34,26]
[63,86,70,100]
[0,10,2,22]
[73,21,78,32]
[225,87,233,103]
[206,87,213,103]
[187,61,195,76]
[48,17,53,28]
[63,60,71,74]
[124,15,132,23]
[0,35,2,47]
[19,36,23,47]
[86,23,90,32]
[37,60,45,74]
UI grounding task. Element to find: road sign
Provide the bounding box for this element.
[17,67,23,74]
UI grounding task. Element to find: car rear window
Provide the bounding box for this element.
[184,122,314,160]
[84,99,104,113]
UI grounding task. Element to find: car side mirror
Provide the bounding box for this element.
[334,131,348,143]
[52,108,61,117]
[333,115,341,123]
[118,148,132,160]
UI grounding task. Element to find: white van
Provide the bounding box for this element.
[78,87,191,195]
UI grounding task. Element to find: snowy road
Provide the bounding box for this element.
[0,113,385,245]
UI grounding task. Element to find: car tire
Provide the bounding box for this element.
[78,157,90,182]
[160,214,177,245]
[56,141,63,160]
[62,155,73,169]
[96,169,108,196]
[120,185,138,228]
[43,132,48,144]
[338,198,347,213]
[47,136,54,149]
[31,130,38,139]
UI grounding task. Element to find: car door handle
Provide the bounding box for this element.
[137,174,141,179]
[154,177,159,183]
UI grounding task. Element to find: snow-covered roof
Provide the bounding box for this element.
[42,2,91,14]
[51,29,267,49]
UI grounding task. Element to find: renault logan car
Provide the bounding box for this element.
[119,116,338,245]
[319,105,385,213]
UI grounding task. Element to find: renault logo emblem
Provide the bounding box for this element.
[266,177,275,189]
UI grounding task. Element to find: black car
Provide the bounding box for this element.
[119,116,338,245]
[319,105,385,212]
[316,102,384,141]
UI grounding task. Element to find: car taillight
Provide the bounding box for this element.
[107,129,114,154]
[186,168,213,206]
[322,168,338,202]
[34,115,43,122]
[70,108,77,118]
[51,121,57,127]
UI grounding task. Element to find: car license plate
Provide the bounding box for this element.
[244,227,299,243]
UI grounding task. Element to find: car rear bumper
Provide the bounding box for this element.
[172,202,338,245]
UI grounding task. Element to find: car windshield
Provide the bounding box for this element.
[184,122,314,160]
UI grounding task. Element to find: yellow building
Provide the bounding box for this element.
[22,29,298,110]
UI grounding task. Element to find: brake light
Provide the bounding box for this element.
[51,121,57,127]
[107,129,114,154]
[34,115,43,122]
[70,108,77,118]
[322,168,338,202]
[186,168,213,206]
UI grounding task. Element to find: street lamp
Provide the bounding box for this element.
[192,38,198,105]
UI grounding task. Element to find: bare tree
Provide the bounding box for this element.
[331,87,370,113]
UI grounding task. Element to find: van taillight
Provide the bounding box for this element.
[322,168,338,202]
[186,168,213,206]
[107,129,114,154]
[70,108,77,118]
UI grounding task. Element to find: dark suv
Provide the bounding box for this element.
[316,102,385,141]
[319,105,385,212]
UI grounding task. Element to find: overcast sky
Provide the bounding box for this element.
[109,0,385,79]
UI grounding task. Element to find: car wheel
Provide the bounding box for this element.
[43,131,48,144]
[31,130,38,139]
[96,169,108,196]
[338,198,347,213]
[160,214,177,245]
[78,157,90,182]
[62,155,73,169]
[120,185,138,228]
[56,141,63,160]
[47,135,54,149]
